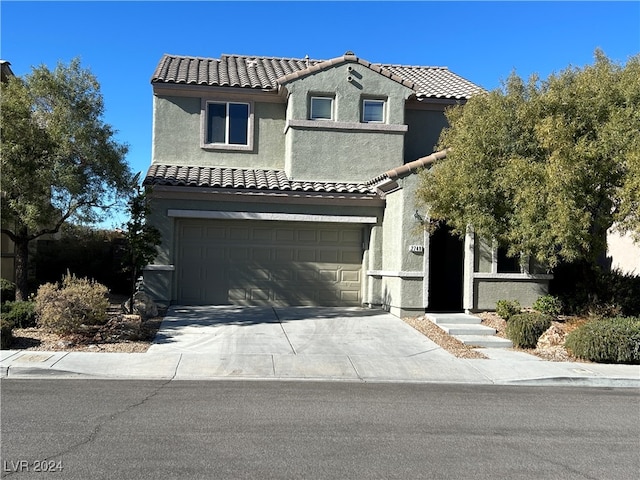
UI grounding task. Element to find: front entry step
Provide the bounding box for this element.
[426,313,513,349]
[437,324,497,335]
[427,313,482,325]
[456,335,514,348]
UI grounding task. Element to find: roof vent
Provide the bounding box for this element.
[344,50,355,56]
[304,54,309,68]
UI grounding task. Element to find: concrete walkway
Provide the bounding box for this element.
[1,306,639,387]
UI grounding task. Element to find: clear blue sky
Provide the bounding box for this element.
[2,1,639,226]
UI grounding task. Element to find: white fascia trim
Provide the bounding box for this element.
[167,210,378,224]
[143,265,175,271]
[473,273,553,280]
[366,270,424,279]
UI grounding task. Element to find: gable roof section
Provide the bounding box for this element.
[144,164,376,195]
[151,53,484,99]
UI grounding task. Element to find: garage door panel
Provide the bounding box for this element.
[230,227,250,240]
[297,230,317,242]
[276,229,295,242]
[341,291,360,302]
[319,230,340,243]
[297,249,317,262]
[229,247,249,260]
[271,268,295,282]
[252,229,273,241]
[319,269,338,282]
[341,230,361,243]
[341,270,360,282]
[177,220,363,306]
[275,249,294,261]
[318,250,339,262]
[251,247,272,261]
[341,251,362,263]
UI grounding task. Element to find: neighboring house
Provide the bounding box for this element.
[142,51,552,316]
[606,229,640,275]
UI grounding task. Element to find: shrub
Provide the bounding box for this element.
[1,278,16,303]
[551,263,640,316]
[532,295,563,317]
[565,317,640,364]
[1,317,14,349]
[496,299,521,320]
[35,273,109,335]
[0,301,36,328]
[505,312,553,349]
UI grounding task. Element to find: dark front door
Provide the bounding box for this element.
[427,224,464,312]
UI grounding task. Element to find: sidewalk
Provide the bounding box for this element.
[2,347,639,387]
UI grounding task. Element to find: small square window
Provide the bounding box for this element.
[363,99,385,123]
[310,97,333,120]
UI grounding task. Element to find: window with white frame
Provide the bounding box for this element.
[205,101,250,146]
[310,96,333,120]
[362,99,385,123]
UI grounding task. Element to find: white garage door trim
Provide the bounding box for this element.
[168,209,378,224]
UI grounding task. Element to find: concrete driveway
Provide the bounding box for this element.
[147,305,438,357]
[143,305,487,381]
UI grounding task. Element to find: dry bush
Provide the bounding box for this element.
[35,273,109,335]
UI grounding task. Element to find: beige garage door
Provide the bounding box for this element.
[176,220,363,306]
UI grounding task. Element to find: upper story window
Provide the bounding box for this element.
[362,99,385,123]
[204,101,251,147]
[310,96,333,120]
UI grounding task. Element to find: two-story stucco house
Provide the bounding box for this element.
[142,51,552,317]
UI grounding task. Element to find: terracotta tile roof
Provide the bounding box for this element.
[367,149,448,188]
[151,53,484,99]
[144,164,376,194]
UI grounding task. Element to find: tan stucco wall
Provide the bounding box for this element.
[404,107,449,162]
[282,62,413,182]
[374,176,427,315]
[473,278,549,311]
[284,127,406,182]
[152,95,286,170]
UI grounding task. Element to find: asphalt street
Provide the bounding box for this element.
[1,380,639,479]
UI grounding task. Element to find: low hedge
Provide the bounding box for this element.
[1,318,14,349]
[505,312,553,349]
[496,299,521,321]
[565,317,640,364]
[1,301,37,328]
[532,295,563,317]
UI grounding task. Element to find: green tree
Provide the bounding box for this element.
[416,50,640,270]
[1,59,132,300]
[122,179,161,314]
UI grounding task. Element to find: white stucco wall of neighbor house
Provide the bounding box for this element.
[607,229,640,275]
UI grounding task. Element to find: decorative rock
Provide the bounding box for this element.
[124,292,159,320]
[536,324,566,349]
